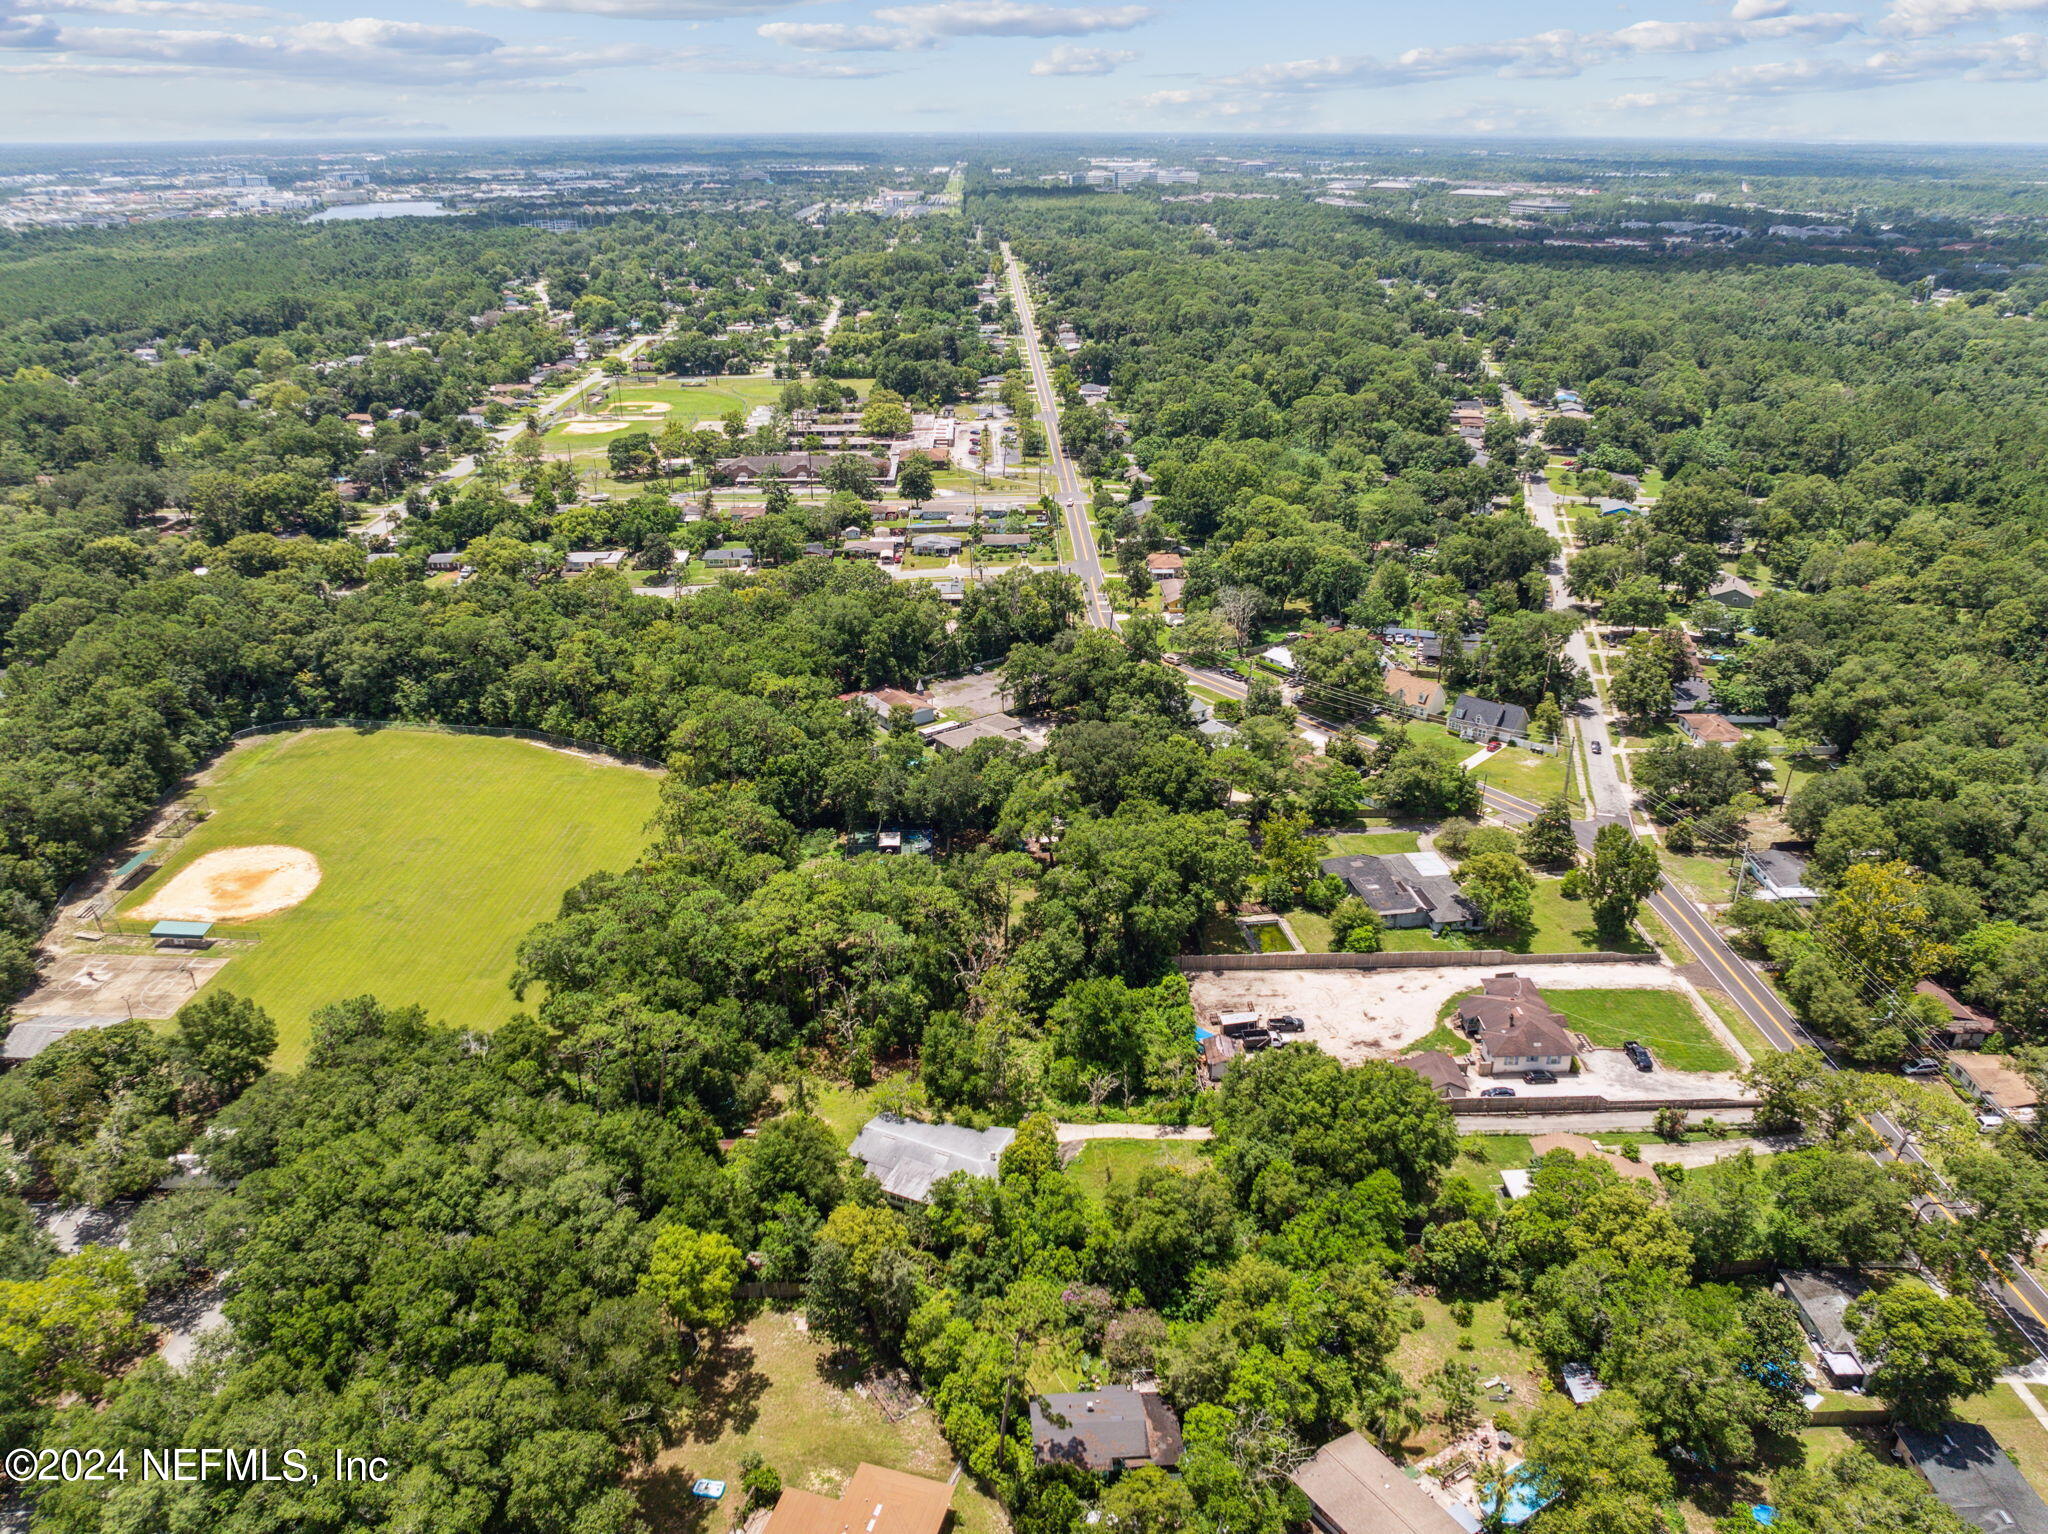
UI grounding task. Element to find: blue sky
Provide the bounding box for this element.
[4,0,2048,143]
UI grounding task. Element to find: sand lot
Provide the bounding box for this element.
[17,953,227,1019]
[1187,962,1684,1065]
[130,845,321,923]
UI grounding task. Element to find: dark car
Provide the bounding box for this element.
[1239,1030,1276,1051]
[1480,1087,1517,1098]
[1268,1014,1306,1033]
[1624,1041,1654,1072]
[1524,1069,1559,1085]
[1591,740,1603,754]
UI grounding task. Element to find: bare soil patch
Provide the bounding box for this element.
[131,845,321,923]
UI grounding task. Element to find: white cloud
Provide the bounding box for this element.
[1730,0,1791,18]
[0,12,716,84]
[1878,0,2048,35]
[1029,41,1133,71]
[869,1,1154,38]
[45,0,279,17]
[462,0,821,17]
[1146,6,1858,116]
[756,20,929,49]
[1615,30,2048,96]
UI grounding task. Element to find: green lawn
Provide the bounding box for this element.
[1065,1138,1211,1201]
[1325,829,1424,855]
[639,1311,1007,1534]
[1392,1296,1547,1458]
[1544,988,1738,1072]
[118,728,659,1065]
[1470,744,1571,804]
[1371,879,1644,957]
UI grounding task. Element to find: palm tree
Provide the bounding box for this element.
[1357,1373,1425,1457]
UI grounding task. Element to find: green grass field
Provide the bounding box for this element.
[1065,1138,1211,1201]
[119,728,660,1065]
[1543,987,1738,1072]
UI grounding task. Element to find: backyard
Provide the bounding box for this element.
[638,1311,1007,1534]
[1543,987,1739,1072]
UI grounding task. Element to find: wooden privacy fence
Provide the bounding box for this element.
[1176,950,1660,973]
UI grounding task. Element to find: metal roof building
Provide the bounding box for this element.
[849,1116,1015,1204]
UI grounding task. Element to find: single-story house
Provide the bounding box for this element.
[978,532,1034,549]
[857,688,938,727]
[1448,694,1531,742]
[1672,678,1716,713]
[1155,578,1185,612]
[425,552,465,572]
[911,535,962,556]
[1029,1388,1182,1473]
[703,547,754,569]
[1780,1268,1875,1387]
[1948,1051,2039,1124]
[1259,644,1296,674]
[1319,851,1480,934]
[1145,551,1184,575]
[927,716,1039,753]
[1290,1431,1467,1534]
[1708,574,1759,610]
[842,537,901,561]
[1745,848,1819,905]
[564,549,627,572]
[1460,975,1585,1077]
[1895,1423,2048,1534]
[1395,1050,1470,1099]
[849,1116,1015,1205]
[1676,712,1746,746]
[1915,980,1997,1049]
[762,1463,955,1534]
[1530,1133,1658,1187]
[1381,667,1445,716]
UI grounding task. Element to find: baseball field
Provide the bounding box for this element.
[116,727,660,1066]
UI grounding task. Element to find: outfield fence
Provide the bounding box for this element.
[227,718,666,770]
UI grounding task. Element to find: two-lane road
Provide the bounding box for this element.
[1001,242,1111,630]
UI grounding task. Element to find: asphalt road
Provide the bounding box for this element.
[1002,242,1111,630]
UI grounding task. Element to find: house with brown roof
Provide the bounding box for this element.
[1675,712,1746,746]
[1948,1052,2038,1123]
[1382,666,1445,716]
[1915,980,1997,1048]
[1155,577,1185,612]
[1290,1431,1467,1534]
[763,1464,954,1534]
[1529,1133,1659,1187]
[1459,975,1585,1077]
[856,688,938,727]
[1145,551,1184,575]
[1395,1050,1470,1099]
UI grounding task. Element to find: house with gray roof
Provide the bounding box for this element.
[1029,1388,1182,1473]
[849,1116,1015,1205]
[1448,694,1531,742]
[1896,1422,2048,1534]
[1318,851,1479,933]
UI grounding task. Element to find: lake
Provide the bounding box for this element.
[307,201,453,222]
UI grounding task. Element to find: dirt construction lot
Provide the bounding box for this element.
[1188,962,1686,1063]
[1186,962,1749,1103]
